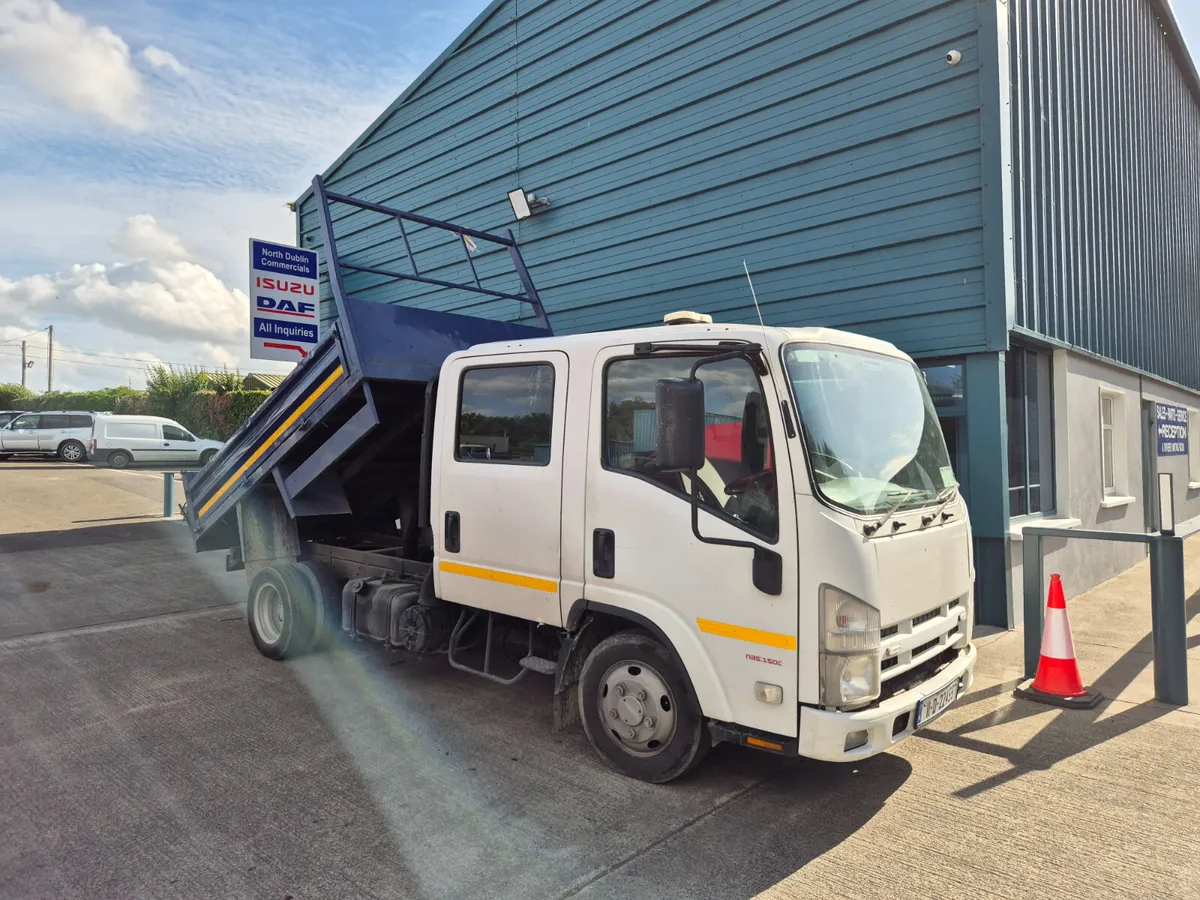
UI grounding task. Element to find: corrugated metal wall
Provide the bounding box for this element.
[1010,0,1200,389]
[298,0,989,357]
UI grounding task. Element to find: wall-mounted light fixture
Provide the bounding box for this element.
[508,187,551,221]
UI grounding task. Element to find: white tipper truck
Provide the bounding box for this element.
[183,180,975,783]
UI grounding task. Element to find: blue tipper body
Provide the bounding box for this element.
[182,176,551,551]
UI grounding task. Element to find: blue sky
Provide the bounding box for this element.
[0,0,1198,390]
[0,0,490,388]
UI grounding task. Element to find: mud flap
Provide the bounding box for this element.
[552,618,599,732]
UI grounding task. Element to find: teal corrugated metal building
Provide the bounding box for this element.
[296,0,1200,626]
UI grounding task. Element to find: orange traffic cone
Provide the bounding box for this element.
[1014,574,1103,709]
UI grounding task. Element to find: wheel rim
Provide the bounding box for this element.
[112,454,128,468]
[62,444,81,461]
[598,659,678,757]
[253,583,285,644]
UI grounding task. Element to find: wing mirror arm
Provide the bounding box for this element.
[656,354,783,597]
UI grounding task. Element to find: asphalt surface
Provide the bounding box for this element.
[1,461,1198,899]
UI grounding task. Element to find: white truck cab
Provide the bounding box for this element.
[426,314,975,776]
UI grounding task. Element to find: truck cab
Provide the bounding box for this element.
[431,317,975,775]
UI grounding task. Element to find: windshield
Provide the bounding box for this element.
[783,343,954,515]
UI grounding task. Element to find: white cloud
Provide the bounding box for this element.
[0,0,145,129]
[141,45,187,77]
[110,213,190,262]
[0,216,247,347]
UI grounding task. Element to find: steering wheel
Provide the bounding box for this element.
[724,469,776,496]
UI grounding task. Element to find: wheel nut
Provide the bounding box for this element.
[643,717,654,728]
[635,689,646,701]
[608,708,618,719]
[614,684,625,697]
[625,727,637,739]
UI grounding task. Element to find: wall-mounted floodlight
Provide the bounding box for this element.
[508,187,551,221]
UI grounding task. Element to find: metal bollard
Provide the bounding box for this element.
[163,472,175,518]
[1148,534,1189,705]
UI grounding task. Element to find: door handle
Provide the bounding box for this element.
[444,511,460,553]
[593,528,615,579]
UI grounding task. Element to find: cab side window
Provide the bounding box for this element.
[603,355,779,541]
[39,415,70,430]
[10,415,39,429]
[162,425,194,441]
[456,364,554,464]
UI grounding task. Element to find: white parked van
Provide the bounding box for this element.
[90,415,224,469]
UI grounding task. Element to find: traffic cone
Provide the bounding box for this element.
[1014,574,1103,709]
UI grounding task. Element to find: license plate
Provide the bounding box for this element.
[915,678,960,728]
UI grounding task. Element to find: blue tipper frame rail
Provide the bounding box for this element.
[1022,527,1188,706]
[181,177,551,549]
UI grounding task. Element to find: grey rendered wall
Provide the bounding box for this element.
[1010,352,1200,615]
[298,0,993,358]
[1009,0,1200,389]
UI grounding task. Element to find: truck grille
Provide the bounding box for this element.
[879,598,968,683]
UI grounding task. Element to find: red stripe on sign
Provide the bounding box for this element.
[259,308,316,318]
[263,342,309,358]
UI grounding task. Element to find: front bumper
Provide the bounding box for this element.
[796,643,977,762]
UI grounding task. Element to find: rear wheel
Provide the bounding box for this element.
[246,564,321,660]
[58,440,86,462]
[108,450,132,469]
[579,631,710,783]
[199,449,217,467]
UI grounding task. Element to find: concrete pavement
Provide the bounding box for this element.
[1,461,1197,899]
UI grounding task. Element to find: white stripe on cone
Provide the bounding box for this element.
[1040,607,1077,660]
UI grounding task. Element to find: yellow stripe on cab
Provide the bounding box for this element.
[439,560,558,594]
[696,618,797,651]
[197,365,345,518]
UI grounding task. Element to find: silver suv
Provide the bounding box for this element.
[0,411,95,462]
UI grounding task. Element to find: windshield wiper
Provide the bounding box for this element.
[921,486,959,526]
[862,487,923,536]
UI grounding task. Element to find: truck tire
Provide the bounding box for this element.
[578,631,710,783]
[58,440,86,462]
[246,564,320,660]
[293,559,341,651]
[108,450,132,469]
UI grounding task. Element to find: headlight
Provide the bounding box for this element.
[819,586,881,706]
[820,585,880,653]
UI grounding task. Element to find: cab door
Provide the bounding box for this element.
[582,345,801,737]
[434,351,567,626]
[161,424,201,463]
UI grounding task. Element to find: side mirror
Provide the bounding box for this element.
[655,378,706,471]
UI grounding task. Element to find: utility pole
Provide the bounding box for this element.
[47,325,54,393]
[21,340,27,388]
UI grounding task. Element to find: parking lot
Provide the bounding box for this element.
[2,460,1198,900]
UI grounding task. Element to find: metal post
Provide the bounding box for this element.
[163,472,175,518]
[1022,532,1044,678]
[1148,535,1188,705]
[47,325,53,393]
[20,340,27,388]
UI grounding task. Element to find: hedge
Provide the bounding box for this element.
[2,384,270,441]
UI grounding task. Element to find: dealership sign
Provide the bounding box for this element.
[1156,402,1189,456]
[249,239,320,362]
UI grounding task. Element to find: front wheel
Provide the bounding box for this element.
[579,631,710,783]
[58,440,86,462]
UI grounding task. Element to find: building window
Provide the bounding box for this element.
[456,364,554,464]
[1006,346,1055,516]
[603,354,779,541]
[1189,410,1200,487]
[1099,388,1128,499]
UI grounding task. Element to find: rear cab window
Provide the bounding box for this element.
[68,415,92,429]
[455,364,555,464]
[39,415,70,430]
